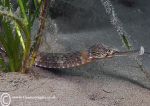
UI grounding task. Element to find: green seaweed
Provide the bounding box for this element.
[0,0,46,72]
[121,34,132,50]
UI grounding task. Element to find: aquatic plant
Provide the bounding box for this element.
[0,0,48,72]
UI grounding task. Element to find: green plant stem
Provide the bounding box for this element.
[18,0,28,26]
[30,0,48,67]
[0,0,42,72]
[121,35,131,50]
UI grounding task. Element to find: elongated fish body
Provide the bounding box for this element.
[35,44,144,69]
[35,52,86,69]
[0,43,145,69]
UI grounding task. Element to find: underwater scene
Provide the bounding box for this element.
[0,0,150,106]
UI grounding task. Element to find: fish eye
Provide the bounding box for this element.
[107,49,111,53]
